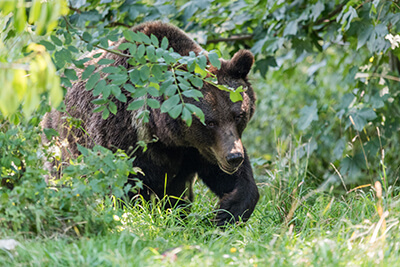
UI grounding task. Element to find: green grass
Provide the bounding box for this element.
[1,153,399,266]
[1,73,398,266]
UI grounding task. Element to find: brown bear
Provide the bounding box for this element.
[43,21,259,226]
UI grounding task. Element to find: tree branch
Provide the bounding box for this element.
[68,6,81,14]
[315,3,345,25]
[68,5,131,28]
[206,34,253,44]
[62,16,133,58]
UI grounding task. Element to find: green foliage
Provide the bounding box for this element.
[19,0,395,186]
[2,145,400,266]
[0,1,67,116]
[1,1,400,258]
[0,113,139,235]
[0,0,68,34]
[187,0,400,186]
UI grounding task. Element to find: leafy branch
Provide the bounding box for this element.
[62,16,133,59]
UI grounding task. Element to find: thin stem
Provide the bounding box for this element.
[62,16,133,59]
[170,67,185,106]
[371,73,400,82]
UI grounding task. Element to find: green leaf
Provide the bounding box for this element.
[340,154,365,179]
[165,84,177,96]
[108,74,128,85]
[129,69,141,84]
[146,45,156,61]
[102,66,120,74]
[161,37,169,50]
[230,91,243,103]
[339,6,358,31]
[137,32,151,44]
[132,87,147,98]
[14,4,26,32]
[98,58,115,65]
[283,20,298,36]
[297,100,319,130]
[93,105,106,113]
[127,99,145,111]
[337,93,356,110]
[151,65,165,80]
[189,76,203,88]
[77,144,89,156]
[50,35,63,46]
[115,92,127,103]
[73,58,90,69]
[93,53,103,59]
[93,79,106,95]
[82,32,92,42]
[137,109,150,123]
[168,104,183,119]
[197,55,207,69]
[54,48,72,68]
[357,23,374,50]
[161,94,180,113]
[147,98,160,109]
[182,106,192,126]
[119,42,132,50]
[311,2,324,21]
[208,51,221,69]
[102,85,111,99]
[255,56,277,78]
[348,108,377,131]
[185,103,205,124]
[182,89,203,101]
[43,128,59,140]
[139,65,150,81]
[39,40,55,51]
[333,138,346,160]
[68,45,79,53]
[150,34,159,47]
[64,68,78,81]
[102,108,110,119]
[82,65,96,80]
[109,84,121,96]
[137,44,145,58]
[123,30,137,42]
[99,37,109,48]
[109,101,117,115]
[147,86,160,97]
[124,84,135,93]
[86,72,101,90]
[91,98,107,105]
[194,64,208,78]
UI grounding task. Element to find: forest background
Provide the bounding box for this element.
[1,0,400,265]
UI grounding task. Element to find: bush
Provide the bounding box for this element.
[0,113,140,236]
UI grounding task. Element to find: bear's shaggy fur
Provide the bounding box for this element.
[43,21,259,226]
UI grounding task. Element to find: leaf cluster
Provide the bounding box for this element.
[0,114,139,235]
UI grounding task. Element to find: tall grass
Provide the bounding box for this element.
[1,68,399,265]
[2,132,399,266]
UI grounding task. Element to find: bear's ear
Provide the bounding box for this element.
[227,50,254,79]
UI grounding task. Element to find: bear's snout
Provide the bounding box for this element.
[226,153,244,168]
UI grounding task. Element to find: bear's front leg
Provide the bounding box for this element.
[199,153,259,226]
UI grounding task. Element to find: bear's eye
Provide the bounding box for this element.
[207,121,217,128]
[235,113,245,122]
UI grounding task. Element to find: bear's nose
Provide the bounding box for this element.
[226,153,244,167]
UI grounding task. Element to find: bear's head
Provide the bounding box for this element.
[180,50,255,174]
[134,22,255,174]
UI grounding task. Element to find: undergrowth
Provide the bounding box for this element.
[1,124,399,266]
[1,90,399,266]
